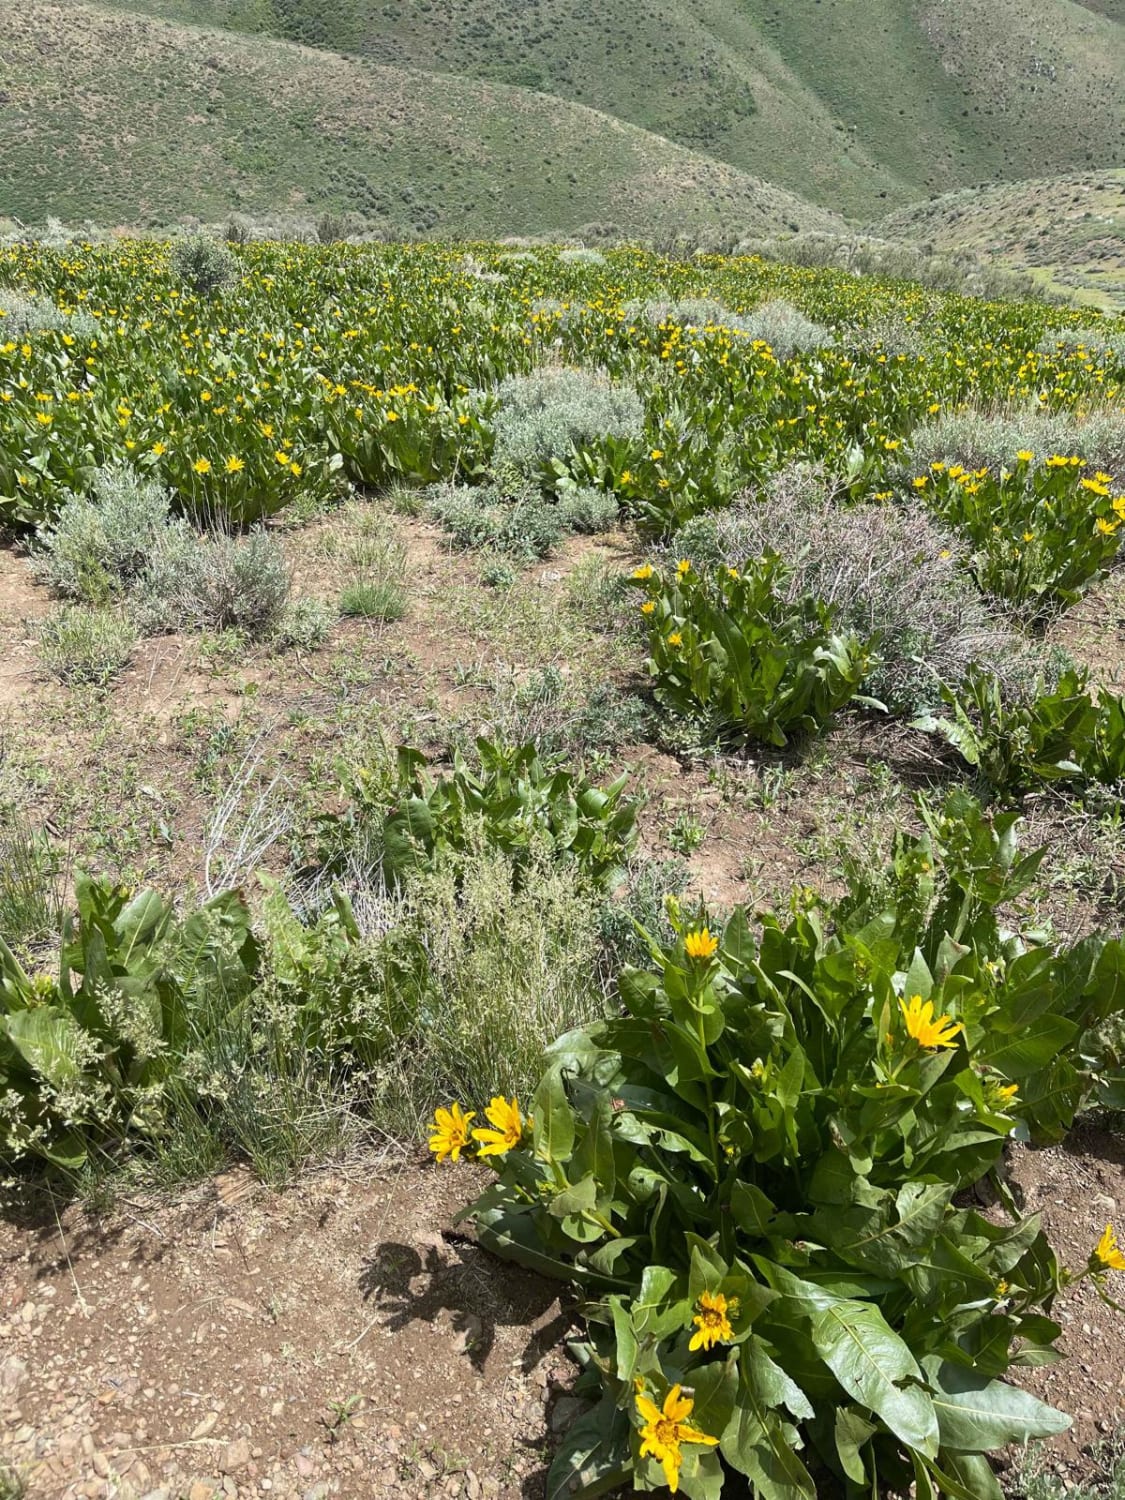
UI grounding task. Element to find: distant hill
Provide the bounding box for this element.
[0,1,841,237]
[88,0,1125,220]
[878,171,1125,311]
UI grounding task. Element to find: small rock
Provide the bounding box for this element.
[222,1439,252,1473]
[0,1356,27,1393]
[188,1482,215,1500]
[191,1413,220,1440]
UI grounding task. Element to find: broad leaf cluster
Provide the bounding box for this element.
[454,794,1125,1497]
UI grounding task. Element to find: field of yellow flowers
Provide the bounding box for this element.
[1,238,1125,1500]
[1,237,1121,540]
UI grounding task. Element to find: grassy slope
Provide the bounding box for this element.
[0,1,842,235]
[90,0,1124,219]
[878,170,1125,311]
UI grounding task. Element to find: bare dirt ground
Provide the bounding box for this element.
[1005,1122,1125,1480]
[0,1158,576,1500]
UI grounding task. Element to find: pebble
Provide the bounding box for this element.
[222,1438,252,1473]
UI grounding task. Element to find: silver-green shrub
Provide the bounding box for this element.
[737,299,833,358]
[33,464,173,602]
[1037,324,1125,366]
[557,247,606,267]
[675,464,1026,715]
[557,485,618,534]
[171,234,239,297]
[492,366,644,476]
[0,287,98,341]
[137,527,291,637]
[625,296,832,356]
[908,403,1125,481]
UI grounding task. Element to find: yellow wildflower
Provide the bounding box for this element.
[428,1102,476,1164]
[689,1290,738,1352]
[667,632,683,647]
[899,994,962,1050]
[1016,450,1034,463]
[192,457,211,475]
[640,600,656,615]
[636,1385,718,1494]
[472,1096,526,1158]
[224,455,245,474]
[632,564,654,581]
[684,927,719,962]
[1093,1224,1125,1273]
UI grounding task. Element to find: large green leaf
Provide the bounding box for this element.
[810,1299,938,1456]
[533,1065,576,1166]
[4,1007,87,1089]
[720,1340,816,1499]
[921,1359,1071,1451]
[545,1397,631,1500]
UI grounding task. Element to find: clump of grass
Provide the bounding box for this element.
[336,515,408,621]
[0,813,65,956]
[36,605,136,687]
[340,580,404,620]
[274,596,334,651]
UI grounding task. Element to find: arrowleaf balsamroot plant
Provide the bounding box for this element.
[629,554,874,746]
[916,453,1124,617]
[432,793,1125,1498]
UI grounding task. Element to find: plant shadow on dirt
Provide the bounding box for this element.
[360,1234,570,1495]
[358,1232,572,1374]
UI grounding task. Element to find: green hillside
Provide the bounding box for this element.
[0,1,841,236]
[91,0,1124,219]
[879,170,1125,311]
